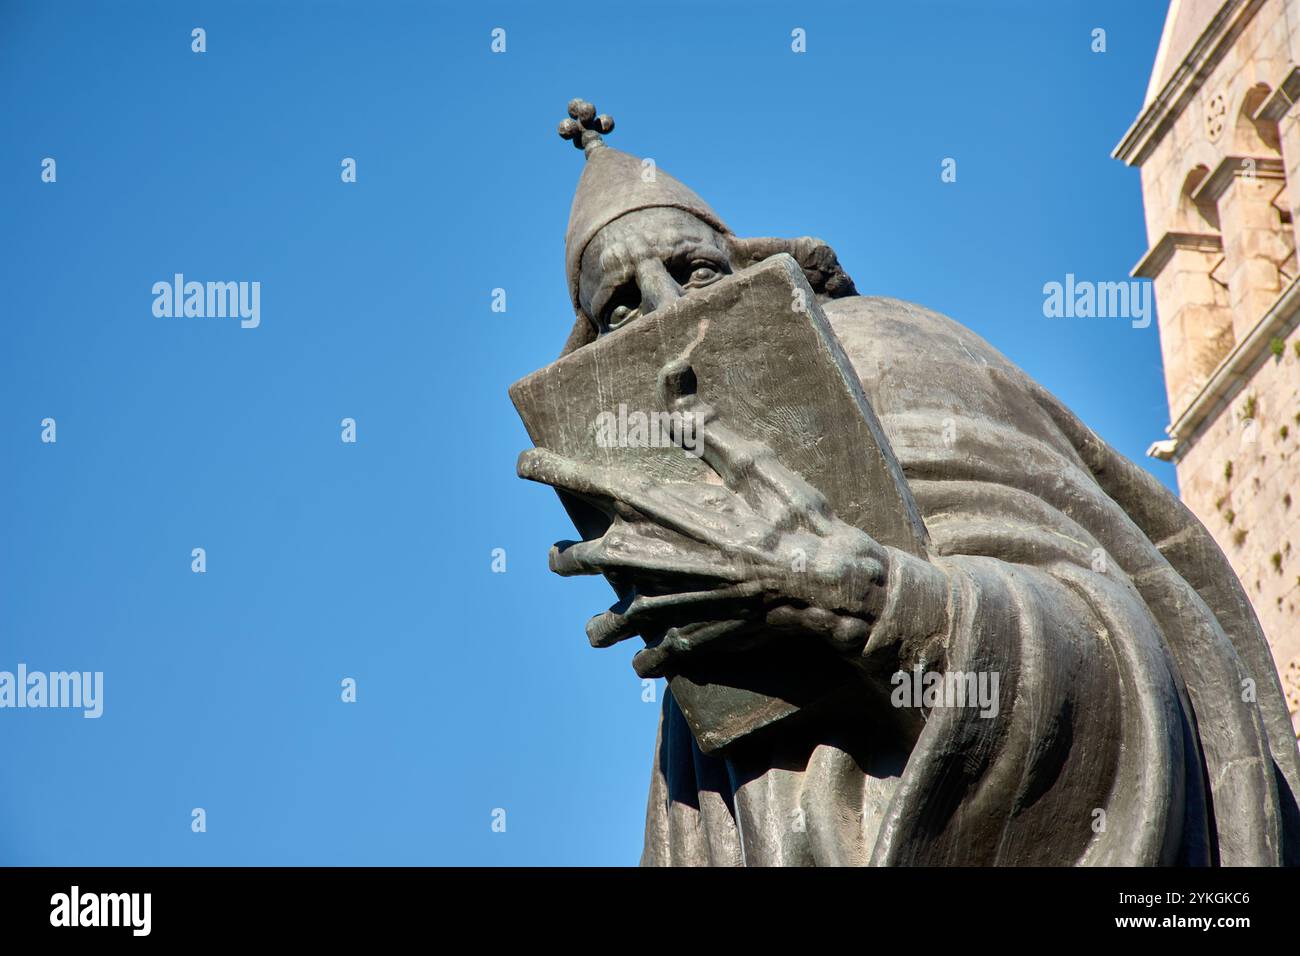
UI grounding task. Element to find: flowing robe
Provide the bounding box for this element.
[641,295,1300,866]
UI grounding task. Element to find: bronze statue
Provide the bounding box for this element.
[512,99,1300,866]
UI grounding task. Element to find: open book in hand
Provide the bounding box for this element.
[511,254,928,753]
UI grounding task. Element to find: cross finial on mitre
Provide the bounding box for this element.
[557,99,615,157]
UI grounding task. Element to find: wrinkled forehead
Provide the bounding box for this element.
[578,208,728,300]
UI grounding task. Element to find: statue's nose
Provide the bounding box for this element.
[636,259,682,315]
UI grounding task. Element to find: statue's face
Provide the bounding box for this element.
[578,207,733,335]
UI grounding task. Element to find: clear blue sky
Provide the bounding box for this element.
[0,0,1171,864]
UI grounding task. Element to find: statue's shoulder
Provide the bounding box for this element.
[822,295,1016,376]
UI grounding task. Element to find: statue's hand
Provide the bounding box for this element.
[516,360,890,677]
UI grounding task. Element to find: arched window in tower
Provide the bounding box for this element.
[1177,163,1220,232]
[1238,82,1284,156]
[1238,82,1294,247]
[1197,82,1300,342]
[1152,161,1235,415]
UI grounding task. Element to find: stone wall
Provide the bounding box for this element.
[1177,322,1300,717]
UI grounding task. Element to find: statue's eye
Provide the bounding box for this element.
[601,282,641,330]
[678,259,726,289]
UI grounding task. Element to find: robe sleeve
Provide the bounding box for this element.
[860,548,1208,865]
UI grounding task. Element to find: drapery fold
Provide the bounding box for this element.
[640,295,1298,866]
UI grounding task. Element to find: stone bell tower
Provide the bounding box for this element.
[1114,0,1300,734]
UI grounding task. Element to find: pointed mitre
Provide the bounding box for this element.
[560,99,730,328]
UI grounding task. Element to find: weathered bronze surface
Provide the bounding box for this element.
[513,99,1300,866]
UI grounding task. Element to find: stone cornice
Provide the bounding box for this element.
[1132,231,1224,279]
[1113,0,1266,167]
[1191,155,1288,202]
[1167,273,1300,448]
[1255,65,1300,121]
